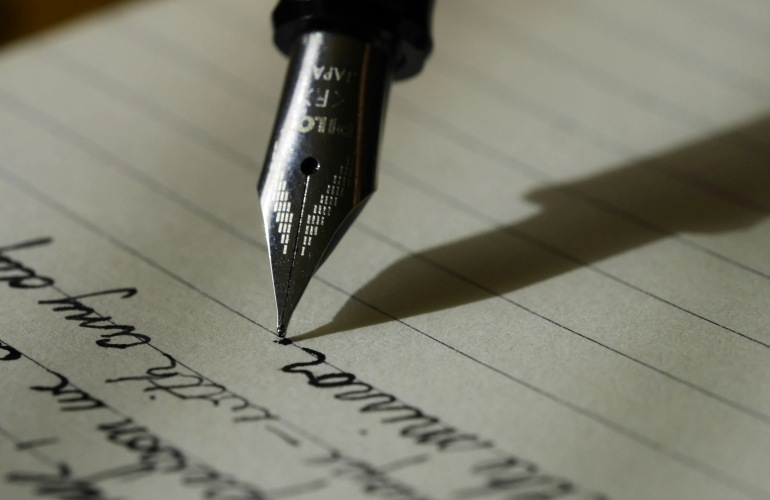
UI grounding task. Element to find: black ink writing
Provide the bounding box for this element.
[14,340,266,499]
[106,353,274,423]
[7,463,112,500]
[0,238,55,289]
[39,288,149,349]
[283,347,491,453]
[282,347,605,499]
[0,238,148,349]
[455,457,599,499]
[31,372,106,412]
[305,450,428,500]
[97,418,265,499]
[0,340,21,361]
[97,418,188,475]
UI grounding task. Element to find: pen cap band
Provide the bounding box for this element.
[272,0,434,80]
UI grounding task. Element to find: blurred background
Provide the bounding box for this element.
[0,0,127,45]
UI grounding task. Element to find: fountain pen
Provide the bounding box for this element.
[258,0,434,336]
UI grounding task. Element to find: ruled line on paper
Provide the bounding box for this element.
[3,40,768,441]
[525,0,769,100]
[41,49,258,173]
[457,8,770,165]
[94,0,768,434]
[0,423,60,469]
[0,137,766,500]
[0,338,267,497]
[418,52,770,213]
[0,162,472,499]
[420,5,770,215]
[153,16,757,290]
[1,0,769,498]
[446,3,758,143]
[0,168,604,500]
[576,0,770,97]
[1,25,768,498]
[3,0,768,441]
[189,0,770,215]
[125,1,770,347]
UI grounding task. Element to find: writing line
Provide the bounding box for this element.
[0,121,766,499]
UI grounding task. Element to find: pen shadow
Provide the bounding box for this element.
[294,116,770,341]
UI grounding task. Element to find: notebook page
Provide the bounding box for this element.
[0,0,769,498]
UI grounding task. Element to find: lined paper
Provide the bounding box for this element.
[1,0,769,498]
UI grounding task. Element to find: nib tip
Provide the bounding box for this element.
[277,324,287,337]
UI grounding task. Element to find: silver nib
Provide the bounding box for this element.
[259,31,391,337]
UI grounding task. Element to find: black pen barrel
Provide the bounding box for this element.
[272,0,434,80]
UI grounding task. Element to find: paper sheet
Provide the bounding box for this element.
[1,0,769,498]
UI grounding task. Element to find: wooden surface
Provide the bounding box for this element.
[0,0,128,45]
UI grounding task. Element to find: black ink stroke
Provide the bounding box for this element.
[282,347,604,499]
[7,463,113,500]
[0,238,55,290]
[283,347,492,453]
[106,352,274,423]
[0,340,21,361]
[39,288,149,349]
[31,371,107,412]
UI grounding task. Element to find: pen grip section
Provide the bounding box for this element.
[272,0,434,79]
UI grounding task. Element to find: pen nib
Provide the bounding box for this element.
[258,31,391,337]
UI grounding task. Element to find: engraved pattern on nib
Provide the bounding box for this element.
[299,160,354,258]
[278,176,312,337]
[273,181,293,255]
